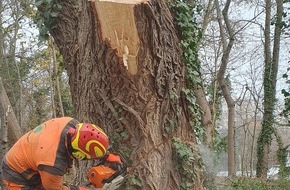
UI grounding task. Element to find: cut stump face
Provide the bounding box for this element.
[93,0,148,75]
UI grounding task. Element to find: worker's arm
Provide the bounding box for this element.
[39,170,70,190]
[39,170,88,190]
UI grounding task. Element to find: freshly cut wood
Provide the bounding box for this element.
[93,0,147,75]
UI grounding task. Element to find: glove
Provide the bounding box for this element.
[106,153,122,165]
[105,153,123,171]
[79,188,95,190]
[78,187,89,190]
[69,185,89,190]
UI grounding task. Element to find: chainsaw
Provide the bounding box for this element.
[86,155,127,190]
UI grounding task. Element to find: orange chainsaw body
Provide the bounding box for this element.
[87,165,116,188]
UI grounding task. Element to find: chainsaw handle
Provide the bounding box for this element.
[102,163,127,184]
[97,152,121,164]
[97,154,109,165]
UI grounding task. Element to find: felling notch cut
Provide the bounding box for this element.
[92,0,148,75]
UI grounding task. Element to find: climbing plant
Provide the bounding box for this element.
[281,67,290,122]
[168,0,203,138]
[35,0,62,41]
[169,1,205,189]
[172,138,204,190]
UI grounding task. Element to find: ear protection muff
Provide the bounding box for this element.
[72,150,86,160]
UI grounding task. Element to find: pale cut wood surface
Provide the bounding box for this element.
[93,1,147,75]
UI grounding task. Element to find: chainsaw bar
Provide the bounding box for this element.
[100,175,125,190]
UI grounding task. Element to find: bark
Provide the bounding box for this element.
[214,0,236,176]
[0,77,22,145]
[0,89,8,188]
[0,0,5,187]
[47,0,205,189]
[194,86,214,146]
[0,83,5,190]
[0,105,5,190]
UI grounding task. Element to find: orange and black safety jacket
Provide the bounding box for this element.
[1,117,79,190]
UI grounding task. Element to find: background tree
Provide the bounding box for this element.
[0,0,72,129]
[212,0,236,176]
[49,36,64,117]
[0,0,46,129]
[190,0,216,148]
[0,78,22,187]
[0,0,75,184]
[256,0,283,178]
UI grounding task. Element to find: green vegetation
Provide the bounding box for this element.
[281,68,290,123]
[168,1,205,189]
[169,0,203,138]
[122,175,143,190]
[35,0,62,41]
[215,177,290,190]
[172,138,202,190]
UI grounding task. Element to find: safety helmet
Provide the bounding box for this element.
[70,123,109,160]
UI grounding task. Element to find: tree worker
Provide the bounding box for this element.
[1,116,122,190]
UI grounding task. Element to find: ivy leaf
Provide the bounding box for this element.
[35,0,43,6]
[50,12,59,17]
[282,89,290,97]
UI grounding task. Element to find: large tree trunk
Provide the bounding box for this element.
[47,0,205,189]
